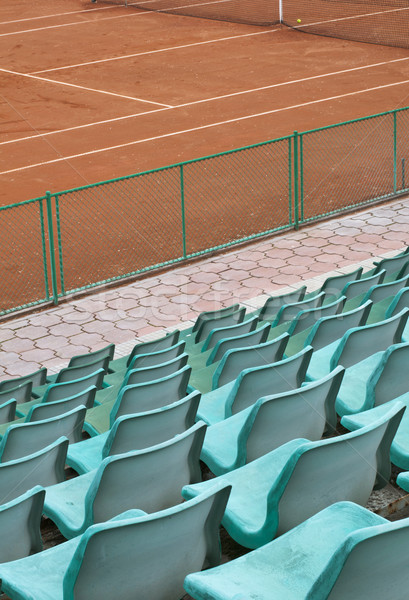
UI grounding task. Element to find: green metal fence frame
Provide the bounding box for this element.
[1,106,408,317]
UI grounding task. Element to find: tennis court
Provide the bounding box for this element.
[1,0,409,205]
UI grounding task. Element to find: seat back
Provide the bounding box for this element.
[192,303,241,332]
[258,286,307,322]
[104,391,201,458]
[0,486,45,562]
[288,296,346,338]
[311,517,409,599]
[55,356,110,385]
[110,365,192,425]
[0,380,32,405]
[0,406,86,463]
[213,333,289,390]
[126,331,180,367]
[228,346,313,417]
[271,292,325,327]
[202,316,259,352]
[124,354,188,387]
[0,437,68,504]
[341,270,385,302]
[385,287,409,318]
[194,308,246,343]
[0,367,47,392]
[43,369,105,404]
[87,422,206,524]
[208,322,270,365]
[362,274,409,306]
[319,267,363,299]
[245,367,345,463]
[0,399,16,425]
[374,253,409,279]
[63,485,230,600]
[331,309,409,370]
[366,342,409,407]
[68,344,115,368]
[26,386,96,422]
[276,403,404,536]
[126,340,185,372]
[305,300,372,352]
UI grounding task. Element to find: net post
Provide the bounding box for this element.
[279,0,283,23]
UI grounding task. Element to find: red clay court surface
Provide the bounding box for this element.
[1,0,409,205]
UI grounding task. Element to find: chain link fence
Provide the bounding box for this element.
[1,107,408,316]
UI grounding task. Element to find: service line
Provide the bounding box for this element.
[2,77,409,177]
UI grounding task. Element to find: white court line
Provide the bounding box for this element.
[2,77,409,177]
[2,55,409,147]
[30,29,276,75]
[0,0,249,37]
[0,5,113,26]
[0,67,173,108]
[292,4,409,30]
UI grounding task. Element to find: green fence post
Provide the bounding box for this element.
[300,132,304,222]
[393,110,397,194]
[46,191,59,305]
[293,131,299,230]
[180,164,187,259]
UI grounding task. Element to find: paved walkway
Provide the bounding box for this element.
[0,196,408,379]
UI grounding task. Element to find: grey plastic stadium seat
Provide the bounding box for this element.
[183,402,404,548]
[0,437,68,505]
[184,501,409,600]
[196,346,313,425]
[190,332,288,394]
[0,485,230,600]
[67,391,201,474]
[0,406,86,463]
[84,365,192,436]
[43,422,206,539]
[201,367,344,475]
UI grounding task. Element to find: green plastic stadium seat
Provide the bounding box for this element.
[184,501,409,600]
[341,269,385,310]
[182,402,404,548]
[191,331,288,394]
[108,330,180,374]
[43,422,206,539]
[66,391,200,474]
[306,308,409,382]
[14,369,106,417]
[0,406,86,463]
[256,285,307,322]
[0,484,230,600]
[366,251,409,282]
[83,365,192,436]
[0,399,16,425]
[190,307,246,346]
[0,380,32,405]
[38,355,110,394]
[0,437,68,505]
[0,487,45,563]
[196,346,313,425]
[385,287,409,342]
[200,367,344,475]
[268,291,325,327]
[103,340,186,388]
[311,265,363,301]
[207,322,270,365]
[0,367,47,394]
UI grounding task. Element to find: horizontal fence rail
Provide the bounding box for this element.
[1,106,408,316]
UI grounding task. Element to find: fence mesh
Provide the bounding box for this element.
[102,0,409,48]
[55,167,184,295]
[396,109,409,194]
[300,112,397,222]
[182,138,292,255]
[0,199,49,315]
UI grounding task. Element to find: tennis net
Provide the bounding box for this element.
[99,0,409,48]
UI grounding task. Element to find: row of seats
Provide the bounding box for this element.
[0,247,408,598]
